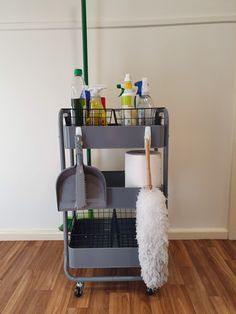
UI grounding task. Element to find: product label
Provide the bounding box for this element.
[71,98,83,126]
[122,108,137,126]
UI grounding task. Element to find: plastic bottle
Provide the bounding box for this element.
[135,77,154,125]
[71,69,86,126]
[120,74,137,126]
[89,87,107,126]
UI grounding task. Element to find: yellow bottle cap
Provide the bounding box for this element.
[124,81,132,89]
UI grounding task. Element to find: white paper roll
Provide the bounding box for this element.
[125,150,162,188]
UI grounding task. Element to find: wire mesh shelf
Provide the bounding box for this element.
[69,209,138,249]
[113,209,137,247]
[64,107,163,127]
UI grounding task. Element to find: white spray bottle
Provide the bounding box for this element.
[120,74,137,125]
[135,77,155,125]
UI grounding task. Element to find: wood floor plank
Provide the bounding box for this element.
[0,242,28,279]
[129,281,152,314]
[1,270,33,314]
[210,296,231,314]
[168,242,185,285]
[29,241,63,290]
[207,247,236,296]
[210,240,234,261]
[168,285,197,314]
[0,242,43,313]
[180,242,218,313]
[149,293,166,314]
[0,240,235,314]
[217,240,236,260]
[17,290,49,314]
[225,259,236,276]
[156,285,182,313]
[109,292,131,314]
[183,240,226,297]
[169,240,193,267]
[0,241,18,261]
[44,274,73,314]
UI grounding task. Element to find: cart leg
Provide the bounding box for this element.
[146,287,155,296]
[74,282,84,297]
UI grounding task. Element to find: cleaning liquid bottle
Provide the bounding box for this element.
[135,77,154,125]
[71,69,86,126]
[89,86,107,126]
[120,74,137,126]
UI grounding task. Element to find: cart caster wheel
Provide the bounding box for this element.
[74,282,84,297]
[146,288,154,296]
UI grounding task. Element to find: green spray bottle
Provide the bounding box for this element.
[71,69,85,126]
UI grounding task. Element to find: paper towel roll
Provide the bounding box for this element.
[125,150,162,188]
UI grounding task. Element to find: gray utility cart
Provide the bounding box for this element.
[56,107,169,297]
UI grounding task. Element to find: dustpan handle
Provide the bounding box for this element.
[75,135,83,166]
[145,138,152,191]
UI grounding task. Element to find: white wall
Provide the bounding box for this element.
[0,0,236,24]
[0,0,236,238]
[229,80,236,240]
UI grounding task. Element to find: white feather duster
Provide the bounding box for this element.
[136,187,169,289]
[136,127,169,290]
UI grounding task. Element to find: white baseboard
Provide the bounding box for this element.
[0,228,228,241]
[0,229,63,241]
[168,228,228,240]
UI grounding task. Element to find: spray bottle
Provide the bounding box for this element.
[71,69,86,126]
[135,77,155,125]
[119,74,137,125]
[89,86,107,126]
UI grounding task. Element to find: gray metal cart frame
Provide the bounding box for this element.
[57,107,169,296]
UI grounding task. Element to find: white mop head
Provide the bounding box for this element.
[136,188,169,290]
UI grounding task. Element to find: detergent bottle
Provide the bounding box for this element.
[89,86,107,126]
[135,77,154,125]
[71,68,84,126]
[120,74,137,126]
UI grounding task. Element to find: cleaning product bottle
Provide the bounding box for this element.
[89,86,107,126]
[120,74,137,126]
[71,69,86,126]
[135,77,154,125]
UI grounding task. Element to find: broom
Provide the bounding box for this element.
[136,126,169,291]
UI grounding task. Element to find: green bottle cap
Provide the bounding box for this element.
[74,69,83,76]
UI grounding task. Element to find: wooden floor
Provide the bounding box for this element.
[0,240,235,314]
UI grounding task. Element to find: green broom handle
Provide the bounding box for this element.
[81,0,88,85]
[81,0,91,166]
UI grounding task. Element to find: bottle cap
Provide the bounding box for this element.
[74,69,83,77]
[124,73,131,82]
[124,73,132,89]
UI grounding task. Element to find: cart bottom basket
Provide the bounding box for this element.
[68,209,139,268]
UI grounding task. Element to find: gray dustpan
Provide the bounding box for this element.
[56,127,106,211]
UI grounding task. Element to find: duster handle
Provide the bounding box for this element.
[145,138,152,191]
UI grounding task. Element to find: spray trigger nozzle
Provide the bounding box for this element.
[135,81,142,97]
[116,83,125,97]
